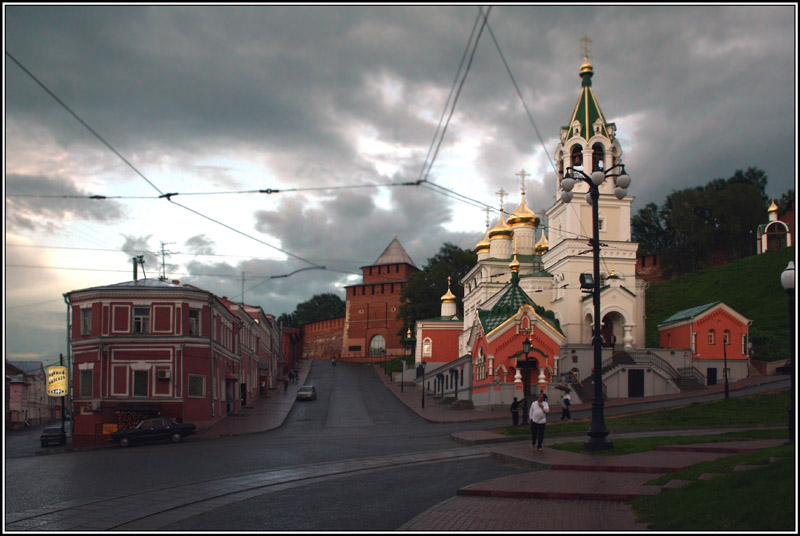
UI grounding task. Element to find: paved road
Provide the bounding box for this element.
[3,363,790,531]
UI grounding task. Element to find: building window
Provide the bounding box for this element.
[188,374,205,398]
[80,369,93,398]
[422,338,432,358]
[723,330,730,346]
[475,351,486,381]
[189,309,200,336]
[692,332,697,353]
[369,335,386,357]
[133,370,149,397]
[81,308,92,335]
[708,329,715,345]
[133,307,150,334]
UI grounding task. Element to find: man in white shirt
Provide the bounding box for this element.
[529,390,549,451]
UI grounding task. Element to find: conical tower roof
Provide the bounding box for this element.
[564,56,613,141]
[372,235,417,268]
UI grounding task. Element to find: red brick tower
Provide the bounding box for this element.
[341,236,419,361]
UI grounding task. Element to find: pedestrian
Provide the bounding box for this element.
[283,377,289,394]
[510,397,520,426]
[610,333,617,352]
[529,390,549,451]
[560,392,571,421]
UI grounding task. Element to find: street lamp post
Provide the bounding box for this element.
[781,261,795,443]
[561,163,631,451]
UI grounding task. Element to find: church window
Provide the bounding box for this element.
[570,145,583,169]
[475,351,486,381]
[708,329,715,345]
[369,335,386,357]
[423,338,432,358]
[592,143,604,171]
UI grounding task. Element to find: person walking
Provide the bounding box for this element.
[529,391,549,451]
[283,377,289,394]
[510,397,520,426]
[560,392,571,421]
[610,333,617,352]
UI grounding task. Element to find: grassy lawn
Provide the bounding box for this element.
[492,390,789,437]
[548,428,787,456]
[632,445,795,531]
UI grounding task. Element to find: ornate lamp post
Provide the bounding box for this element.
[780,261,795,443]
[561,163,631,451]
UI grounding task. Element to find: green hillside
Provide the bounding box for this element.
[645,247,795,361]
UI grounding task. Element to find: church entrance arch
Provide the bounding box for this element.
[369,335,386,357]
[601,310,625,350]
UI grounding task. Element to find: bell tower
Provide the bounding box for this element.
[542,44,645,350]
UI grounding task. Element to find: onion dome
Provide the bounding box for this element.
[534,231,549,254]
[507,192,540,228]
[441,276,457,304]
[768,199,779,213]
[488,212,513,239]
[509,253,520,273]
[580,57,593,76]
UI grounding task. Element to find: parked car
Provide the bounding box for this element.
[296,385,317,401]
[109,417,196,448]
[40,428,67,447]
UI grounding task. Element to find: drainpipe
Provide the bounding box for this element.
[208,294,215,418]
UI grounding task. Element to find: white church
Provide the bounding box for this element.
[412,55,732,409]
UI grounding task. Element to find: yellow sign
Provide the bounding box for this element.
[46,366,68,397]
[102,424,118,435]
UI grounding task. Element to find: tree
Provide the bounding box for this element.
[277,312,297,329]
[631,167,771,277]
[294,293,346,327]
[631,202,668,256]
[396,243,477,335]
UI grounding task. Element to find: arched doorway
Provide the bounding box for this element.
[601,311,625,350]
[369,334,386,357]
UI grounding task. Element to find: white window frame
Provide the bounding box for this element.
[708,329,715,345]
[81,308,92,335]
[189,309,200,336]
[422,337,432,358]
[133,307,151,334]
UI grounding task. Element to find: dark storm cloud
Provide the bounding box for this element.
[6,173,127,232]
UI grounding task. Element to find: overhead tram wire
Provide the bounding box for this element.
[419,6,493,189]
[415,8,483,185]
[7,51,321,272]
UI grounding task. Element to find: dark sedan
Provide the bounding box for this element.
[40,428,67,447]
[109,417,196,448]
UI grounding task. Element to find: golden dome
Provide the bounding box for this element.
[441,276,457,303]
[768,199,779,213]
[507,193,539,228]
[509,253,520,272]
[488,212,513,239]
[475,219,491,252]
[579,57,593,75]
[534,231,549,254]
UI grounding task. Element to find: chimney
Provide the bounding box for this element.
[133,257,138,280]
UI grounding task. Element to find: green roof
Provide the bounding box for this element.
[657,301,721,328]
[477,281,562,336]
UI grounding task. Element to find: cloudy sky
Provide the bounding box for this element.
[4,5,796,366]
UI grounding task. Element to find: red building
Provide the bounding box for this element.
[338,236,419,361]
[657,301,752,385]
[64,279,284,448]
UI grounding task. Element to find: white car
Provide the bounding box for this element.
[296,385,317,401]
